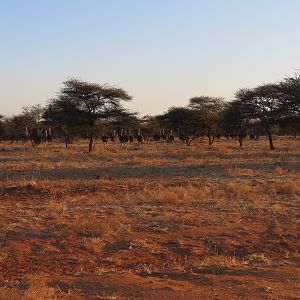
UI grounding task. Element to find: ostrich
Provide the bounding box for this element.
[25,126,30,141]
[10,126,30,144]
[110,130,117,142]
[101,133,110,148]
[119,129,128,149]
[249,130,259,140]
[143,133,150,144]
[63,129,73,148]
[167,129,175,144]
[238,131,247,147]
[30,128,42,146]
[249,129,255,140]
[153,131,161,148]
[128,128,134,143]
[45,128,53,147]
[136,128,144,149]
[179,130,189,145]
[229,132,237,139]
[160,129,167,145]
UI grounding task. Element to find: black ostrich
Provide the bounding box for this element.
[101,134,110,148]
[153,131,161,148]
[30,128,42,146]
[179,130,189,145]
[136,128,144,149]
[249,130,259,140]
[167,129,175,144]
[119,129,128,149]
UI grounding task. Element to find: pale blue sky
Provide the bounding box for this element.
[1,0,299,116]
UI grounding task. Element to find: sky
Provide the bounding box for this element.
[1,0,300,117]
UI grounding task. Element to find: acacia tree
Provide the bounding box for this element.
[159,107,200,145]
[161,107,198,131]
[22,105,44,126]
[0,115,4,140]
[109,111,140,132]
[278,74,300,117]
[189,96,227,145]
[45,79,132,152]
[5,105,44,142]
[278,75,300,137]
[43,97,84,147]
[235,84,283,150]
[223,99,255,147]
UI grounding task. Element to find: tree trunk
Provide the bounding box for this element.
[187,136,196,146]
[207,127,216,146]
[25,126,30,140]
[208,134,215,146]
[89,132,94,152]
[265,126,275,150]
[207,128,213,145]
[65,133,69,148]
[239,135,243,147]
[210,135,216,145]
[238,129,243,148]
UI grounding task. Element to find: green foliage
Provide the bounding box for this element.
[188,96,228,144]
[2,105,44,138]
[44,78,132,151]
[3,74,300,143]
[22,105,44,125]
[43,98,86,128]
[159,107,199,133]
[0,115,5,137]
[235,77,300,127]
[189,96,227,123]
[223,99,254,132]
[278,75,300,116]
[233,77,300,148]
[277,75,300,136]
[110,112,139,129]
[235,84,283,128]
[44,79,132,128]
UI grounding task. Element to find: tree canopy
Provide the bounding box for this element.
[234,76,300,149]
[189,96,228,145]
[44,79,132,151]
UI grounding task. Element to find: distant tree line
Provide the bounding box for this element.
[0,75,299,151]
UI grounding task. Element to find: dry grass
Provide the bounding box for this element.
[274,178,300,196]
[272,167,289,175]
[194,254,249,268]
[24,275,55,300]
[83,237,105,254]
[0,275,55,300]
[226,167,255,177]
[226,181,254,198]
[0,288,22,300]
[0,136,299,299]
